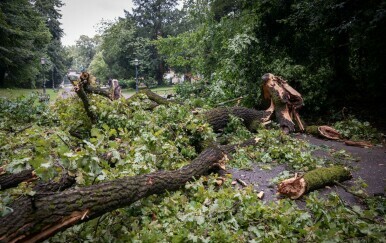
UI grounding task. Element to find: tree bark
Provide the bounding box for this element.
[0,169,35,191]
[83,85,111,100]
[204,107,270,132]
[127,88,180,107]
[278,166,352,199]
[0,139,259,243]
[74,86,97,124]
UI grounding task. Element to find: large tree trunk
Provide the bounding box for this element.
[0,67,6,87]
[0,139,259,243]
[204,107,270,132]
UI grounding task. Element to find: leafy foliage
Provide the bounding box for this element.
[156,0,386,118]
[0,93,384,241]
[52,177,385,242]
[0,0,51,88]
[0,93,51,129]
[334,117,382,142]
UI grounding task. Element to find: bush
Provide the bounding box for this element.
[0,93,52,129]
[119,79,136,89]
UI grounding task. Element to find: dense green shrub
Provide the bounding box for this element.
[0,93,52,129]
[118,79,136,89]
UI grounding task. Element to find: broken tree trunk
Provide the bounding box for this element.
[277,166,352,199]
[305,125,341,140]
[306,125,373,147]
[79,72,112,100]
[261,73,304,133]
[68,73,98,123]
[83,85,111,100]
[204,107,271,132]
[0,139,260,243]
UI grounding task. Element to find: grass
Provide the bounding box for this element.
[0,88,60,101]
[0,86,176,101]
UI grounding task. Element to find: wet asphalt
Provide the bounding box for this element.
[228,134,386,205]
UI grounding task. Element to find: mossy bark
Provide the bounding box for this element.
[305,125,319,135]
[278,166,352,199]
[303,166,352,192]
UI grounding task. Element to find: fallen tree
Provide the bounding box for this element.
[70,72,305,133]
[0,139,260,243]
[204,107,270,132]
[0,72,323,241]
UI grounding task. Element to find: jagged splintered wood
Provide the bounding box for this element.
[261,73,304,132]
[0,138,260,243]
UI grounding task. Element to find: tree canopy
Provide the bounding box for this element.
[156,0,386,117]
[0,0,68,88]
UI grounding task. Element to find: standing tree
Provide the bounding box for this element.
[76,35,99,70]
[0,0,51,87]
[33,0,68,88]
[127,0,184,85]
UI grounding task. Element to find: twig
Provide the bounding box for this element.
[335,193,378,224]
[236,178,248,187]
[216,97,243,107]
[334,181,367,199]
[92,173,102,185]
[9,124,33,135]
[57,134,73,150]
[93,215,107,238]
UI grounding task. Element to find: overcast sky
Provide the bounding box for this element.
[61,0,133,46]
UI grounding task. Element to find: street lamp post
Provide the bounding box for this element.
[134,58,139,93]
[52,66,55,90]
[41,58,46,94]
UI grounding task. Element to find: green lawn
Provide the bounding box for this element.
[0,88,60,101]
[0,86,176,101]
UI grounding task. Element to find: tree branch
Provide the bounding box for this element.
[0,139,260,242]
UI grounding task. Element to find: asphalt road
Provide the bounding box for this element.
[229,134,386,205]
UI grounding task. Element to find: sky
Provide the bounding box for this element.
[61,0,133,46]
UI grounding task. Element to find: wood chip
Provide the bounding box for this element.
[236,178,248,187]
[257,191,264,199]
[215,177,225,186]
